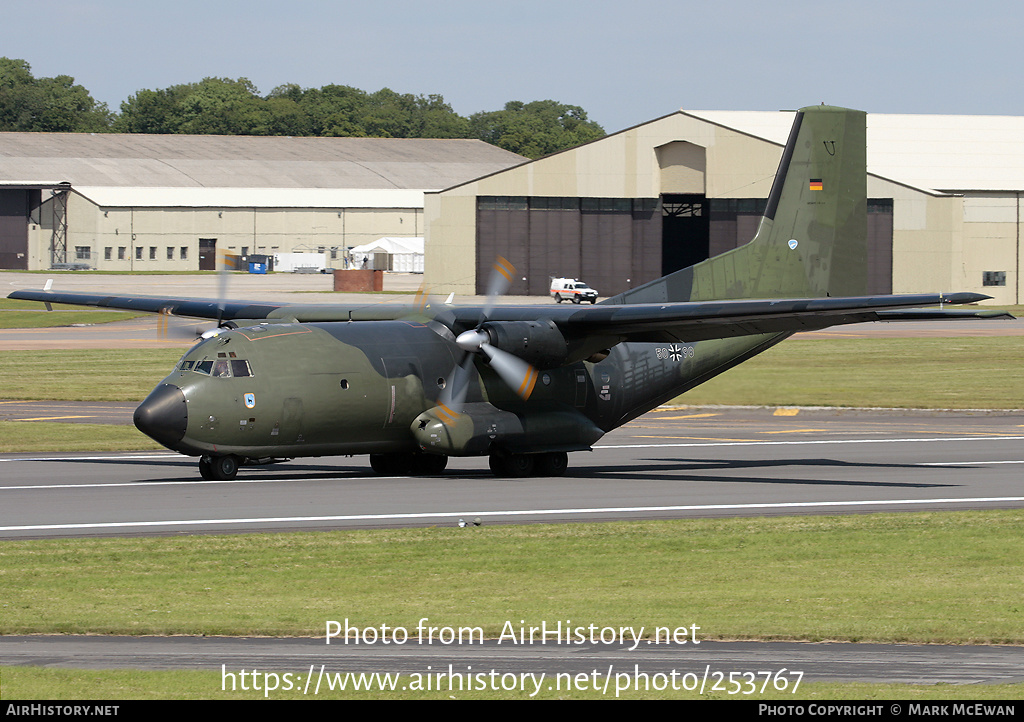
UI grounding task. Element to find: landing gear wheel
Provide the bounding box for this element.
[370,453,448,476]
[534,451,569,477]
[415,454,448,475]
[201,454,240,480]
[489,451,535,478]
[370,453,403,475]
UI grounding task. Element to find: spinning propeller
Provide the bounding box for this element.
[156,249,234,342]
[437,257,540,414]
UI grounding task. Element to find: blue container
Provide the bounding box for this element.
[248,262,267,274]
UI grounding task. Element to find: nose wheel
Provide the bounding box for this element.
[199,454,240,480]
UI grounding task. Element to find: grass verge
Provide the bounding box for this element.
[0,298,144,328]
[673,336,1024,408]
[1,511,1021,643]
[0,421,160,453]
[0,349,181,401]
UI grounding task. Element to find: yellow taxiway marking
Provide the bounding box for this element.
[762,428,827,434]
[16,415,96,422]
[773,408,801,416]
[634,435,758,442]
[648,413,721,420]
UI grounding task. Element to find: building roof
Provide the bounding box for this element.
[0,133,527,200]
[687,110,1024,194]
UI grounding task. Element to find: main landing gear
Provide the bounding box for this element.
[369,452,449,476]
[488,450,568,478]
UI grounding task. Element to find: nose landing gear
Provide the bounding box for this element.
[199,454,240,480]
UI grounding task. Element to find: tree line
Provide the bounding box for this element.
[0,58,605,158]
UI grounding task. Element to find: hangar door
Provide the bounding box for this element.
[476,196,660,297]
[0,189,36,270]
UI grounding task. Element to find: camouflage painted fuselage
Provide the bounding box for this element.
[145,319,785,460]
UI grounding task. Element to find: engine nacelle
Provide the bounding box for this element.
[479,320,568,369]
[412,402,603,456]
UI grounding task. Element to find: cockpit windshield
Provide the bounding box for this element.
[177,353,253,378]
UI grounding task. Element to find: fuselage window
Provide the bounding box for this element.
[195,360,214,375]
[212,360,231,377]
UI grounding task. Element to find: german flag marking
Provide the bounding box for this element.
[809,179,823,191]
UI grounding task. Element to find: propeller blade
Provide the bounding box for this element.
[155,307,213,341]
[439,353,475,413]
[478,344,540,401]
[482,256,515,318]
[216,250,232,325]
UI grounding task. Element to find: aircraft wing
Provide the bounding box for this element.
[505,292,1013,344]
[6,289,290,321]
[7,288,1010,347]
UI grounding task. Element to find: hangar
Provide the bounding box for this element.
[424,110,1024,305]
[0,133,525,271]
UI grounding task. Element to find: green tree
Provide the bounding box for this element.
[469,100,604,158]
[114,86,190,133]
[0,57,113,132]
[117,78,271,135]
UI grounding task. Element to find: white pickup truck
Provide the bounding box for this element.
[550,277,598,304]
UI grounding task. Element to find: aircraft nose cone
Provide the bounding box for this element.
[134,384,188,447]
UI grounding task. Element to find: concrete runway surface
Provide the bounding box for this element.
[2,406,1023,539]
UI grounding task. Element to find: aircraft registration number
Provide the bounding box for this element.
[656,345,695,361]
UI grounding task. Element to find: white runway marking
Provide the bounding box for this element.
[2,496,1024,533]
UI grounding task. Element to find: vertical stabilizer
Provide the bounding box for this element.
[609,105,867,303]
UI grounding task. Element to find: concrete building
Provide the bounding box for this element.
[424,110,1024,305]
[0,133,525,272]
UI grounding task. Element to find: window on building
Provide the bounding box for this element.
[149,247,157,260]
[983,271,1007,287]
[75,246,91,260]
[136,247,143,260]
[180,247,188,260]
[104,247,112,261]
[118,247,126,260]
[167,247,174,260]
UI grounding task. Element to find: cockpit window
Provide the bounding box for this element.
[190,358,253,377]
[230,359,253,377]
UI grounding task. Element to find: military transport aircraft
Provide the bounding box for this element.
[9,106,1011,480]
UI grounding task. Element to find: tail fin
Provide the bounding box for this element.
[610,105,867,303]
